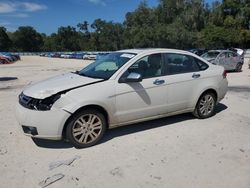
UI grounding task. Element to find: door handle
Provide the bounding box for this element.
[192,73,200,79]
[153,79,165,85]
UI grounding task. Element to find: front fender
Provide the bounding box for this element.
[62,99,117,125]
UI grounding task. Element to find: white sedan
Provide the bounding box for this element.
[16,49,228,148]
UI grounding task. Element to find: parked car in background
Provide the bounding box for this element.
[0,53,13,62]
[201,50,243,72]
[83,53,97,60]
[96,52,109,60]
[2,53,20,61]
[229,48,244,56]
[60,53,72,58]
[189,49,208,56]
[72,53,86,59]
[16,48,228,148]
[51,53,61,58]
[229,48,244,64]
[0,52,20,64]
[64,53,73,58]
[0,56,11,64]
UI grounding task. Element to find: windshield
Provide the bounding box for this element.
[201,51,220,59]
[78,52,136,79]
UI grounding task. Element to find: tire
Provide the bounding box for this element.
[235,63,242,72]
[193,92,216,119]
[66,109,107,148]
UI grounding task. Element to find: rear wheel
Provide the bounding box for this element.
[235,63,242,72]
[193,92,216,119]
[66,109,106,148]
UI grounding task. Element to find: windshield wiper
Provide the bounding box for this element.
[76,72,106,80]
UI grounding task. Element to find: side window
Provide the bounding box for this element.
[219,53,226,58]
[164,53,200,75]
[228,52,235,58]
[194,58,209,71]
[232,52,238,57]
[127,53,163,79]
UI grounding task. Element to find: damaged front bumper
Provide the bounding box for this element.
[15,101,71,140]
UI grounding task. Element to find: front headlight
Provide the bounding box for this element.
[19,93,61,111]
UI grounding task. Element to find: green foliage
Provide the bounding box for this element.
[1,0,250,52]
[12,26,43,52]
[57,26,81,51]
[0,27,12,51]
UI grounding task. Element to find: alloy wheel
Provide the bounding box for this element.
[198,94,215,116]
[72,114,103,144]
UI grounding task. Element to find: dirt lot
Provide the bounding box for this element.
[0,56,250,188]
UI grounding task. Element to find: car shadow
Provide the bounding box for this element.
[32,103,227,149]
[32,138,73,149]
[226,70,241,73]
[0,77,18,81]
[215,102,228,113]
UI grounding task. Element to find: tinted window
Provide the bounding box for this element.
[227,52,237,57]
[127,53,163,79]
[164,53,200,75]
[232,52,238,57]
[194,57,209,71]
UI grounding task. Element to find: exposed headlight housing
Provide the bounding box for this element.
[19,92,61,111]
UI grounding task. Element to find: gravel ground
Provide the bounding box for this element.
[0,56,250,188]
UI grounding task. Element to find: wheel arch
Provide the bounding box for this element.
[197,88,218,105]
[62,104,109,139]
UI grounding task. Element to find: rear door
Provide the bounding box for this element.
[227,52,238,70]
[217,52,228,70]
[163,53,208,112]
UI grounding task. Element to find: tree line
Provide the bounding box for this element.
[0,0,250,52]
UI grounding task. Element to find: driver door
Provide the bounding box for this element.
[114,53,168,124]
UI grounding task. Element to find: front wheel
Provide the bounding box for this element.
[66,109,107,148]
[193,92,216,119]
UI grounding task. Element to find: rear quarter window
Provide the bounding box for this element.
[194,58,209,71]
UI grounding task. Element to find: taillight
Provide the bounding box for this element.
[223,70,227,79]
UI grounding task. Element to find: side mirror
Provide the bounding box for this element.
[119,72,142,83]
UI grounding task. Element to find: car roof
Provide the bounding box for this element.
[207,50,232,53]
[118,48,195,56]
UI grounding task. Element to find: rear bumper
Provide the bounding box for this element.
[15,102,71,140]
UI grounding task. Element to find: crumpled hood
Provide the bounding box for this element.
[23,72,102,99]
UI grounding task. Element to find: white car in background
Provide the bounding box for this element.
[16,49,228,148]
[83,53,97,60]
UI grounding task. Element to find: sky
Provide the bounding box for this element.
[0,0,216,34]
